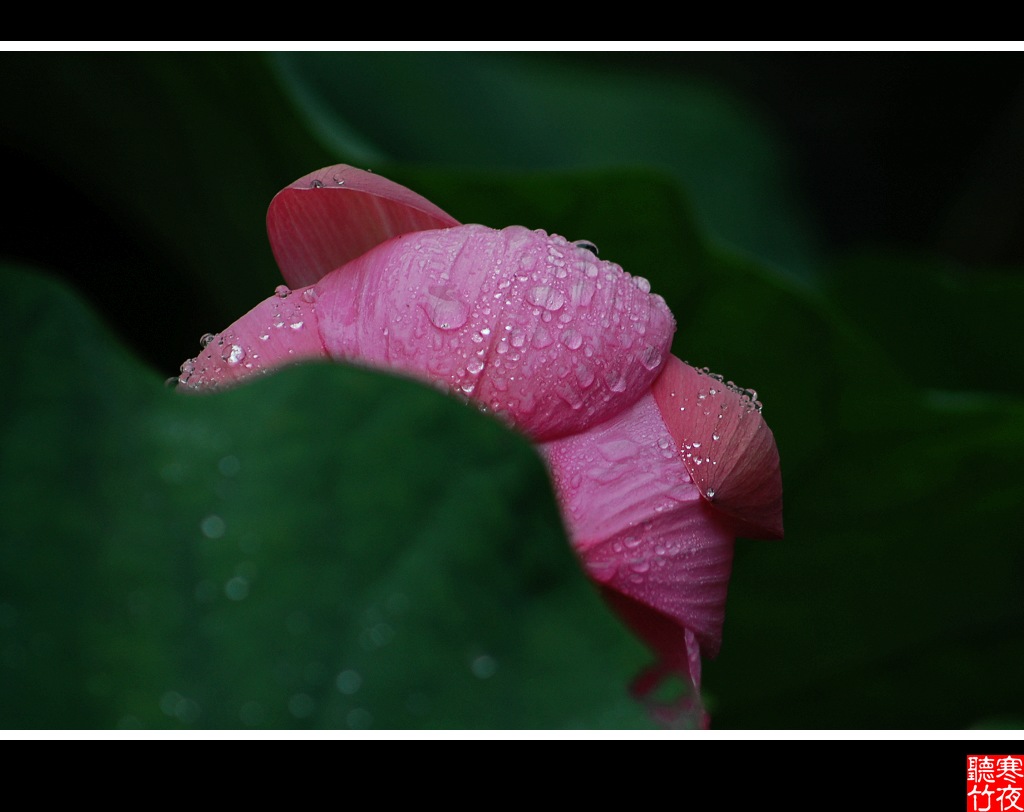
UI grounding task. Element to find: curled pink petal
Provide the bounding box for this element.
[313,224,675,441]
[267,164,460,289]
[652,355,783,540]
[178,285,326,390]
[542,391,736,661]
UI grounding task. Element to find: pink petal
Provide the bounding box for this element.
[178,284,326,390]
[542,391,736,664]
[652,355,783,540]
[312,224,675,441]
[267,164,460,289]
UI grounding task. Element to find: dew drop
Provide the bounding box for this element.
[569,278,596,307]
[575,363,595,388]
[223,345,245,366]
[640,345,662,371]
[274,284,290,298]
[199,332,215,349]
[466,358,484,375]
[632,276,652,293]
[573,239,599,255]
[289,322,304,330]
[560,329,583,350]
[423,286,469,331]
[527,285,565,311]
[531,328,553,349]
[301,288,319,303]
[309,179,324,188]
[605,369,628,393]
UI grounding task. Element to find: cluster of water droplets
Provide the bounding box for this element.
[395,227,671,437]
[692,366,763,414]
[175,282,321,389]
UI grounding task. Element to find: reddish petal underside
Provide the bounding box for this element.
[267,164,461,289]
[651,355,783,540]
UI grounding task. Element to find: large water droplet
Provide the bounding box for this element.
[640,345,662,371]
[569,278,596,307]
[527,285,565,311]
[560,329,583,350]
[575,363,595,388]
[605,369,628,393]
[466,358,484,375]
[632,275,652,293]
[573,239,599,255]
[223,345,245,366]
[532,328,553,349]
[199,333,215,349]
[598,439,636,462]
[274,284,290,298]
[423,286,469,331]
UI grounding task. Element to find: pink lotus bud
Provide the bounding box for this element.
[178,165,783,727]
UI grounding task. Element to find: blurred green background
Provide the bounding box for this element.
[1,50,1022,730]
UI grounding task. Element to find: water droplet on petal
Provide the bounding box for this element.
[199,333,215,348]
[274,285,290,298]
[527,285,565,311]
[301,288,319,303]
[573,239,599,255]
[605,369,628,393]
[309,179,324,189]
[640,345,662,371]
[632,275,652,293]
[223,345,245,366]
[560,329,583,350]
[423,286,469,331]
[289,322,304,330]
[532,328,553,349]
